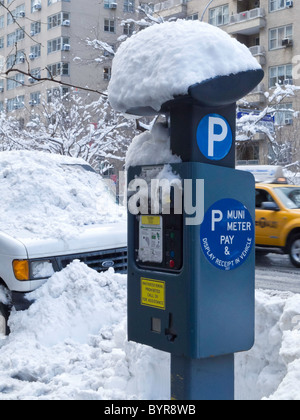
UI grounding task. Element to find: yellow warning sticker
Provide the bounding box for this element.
[141,216,161,226]
[141,278,166,310]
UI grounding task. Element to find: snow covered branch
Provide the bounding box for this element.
[237,83,300,168]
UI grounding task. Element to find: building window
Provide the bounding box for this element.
[7,4,25,25]
[269,25,293,50]
[30,44,41,59]
[6,51,25,69]
[269,0,288,12]
[123,22,134,36]
[31,21,41,36]
[47,62,70,78]
[104,0,117,8]
[30,67,41,82]
[274,103,293,125]
[209,4,229,27]
[187,13,199,21]
[103,67,111,81]
[48,0,71,4]
[48,37,70,54]
[16,27,25,41]
[269,64,293,88]
[30,92,41,107]
[7,73,24,90]
[124,0,135,13]
[48,12,70,30]
[104,19,115,33]
[7,96,25,112]
[47,86,69,103]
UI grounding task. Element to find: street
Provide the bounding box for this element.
[256,253,300,293]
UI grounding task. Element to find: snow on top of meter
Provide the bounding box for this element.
[108,20,261,113]
[0,150,125,239]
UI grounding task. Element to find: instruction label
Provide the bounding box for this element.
[200,198,254,271]
[139,216,163,263]
[141,278,166,310]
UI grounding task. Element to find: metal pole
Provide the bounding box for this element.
[171,354,234,401]
[201,0,215,22]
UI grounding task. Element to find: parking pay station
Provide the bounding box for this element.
[109,21,264,401]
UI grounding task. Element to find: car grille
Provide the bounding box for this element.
[56,247,127,274]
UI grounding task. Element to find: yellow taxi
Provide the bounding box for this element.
[238,166,300,268]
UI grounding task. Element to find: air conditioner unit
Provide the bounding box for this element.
[282,38,293,47]
[29,100,34,106]
[18,11,25,18]
[286,0,293,7]
[109,2,117,9]
[30,30,35,36]
[18,56,25,64]
[29,53,36,60]
[28,77,35,84]
[33,3,42,11]
[62,20,70,27]
[285,118,293,125]
[62,44,70,51]
[0,87,4,93]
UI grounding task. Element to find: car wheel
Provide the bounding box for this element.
[289,235,300,268]
[0,302,9,337]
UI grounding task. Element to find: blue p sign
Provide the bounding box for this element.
[197,114,233,161]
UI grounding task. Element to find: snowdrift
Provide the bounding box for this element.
[0,150,125,240]
[0,261,169,400]
[0,261,300,400]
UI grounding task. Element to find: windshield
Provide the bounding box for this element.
[274,187,300,209]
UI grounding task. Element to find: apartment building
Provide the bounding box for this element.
[0,0,146,115]
[153,0,300,165]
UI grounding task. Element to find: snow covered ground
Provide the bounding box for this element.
[1,260,300,400]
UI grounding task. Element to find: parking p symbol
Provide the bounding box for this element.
[197,114,233,161]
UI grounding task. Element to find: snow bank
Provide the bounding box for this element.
[125,122,181,169]
[0,261,170,400]
[236,290,300,400]
[0,151,125,240]
[1,261,300,399]
[108,20,261,113]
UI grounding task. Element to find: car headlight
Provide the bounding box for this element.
[30,260,55,280]
[13,259,55,281]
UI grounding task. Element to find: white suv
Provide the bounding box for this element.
[0,151,127,335]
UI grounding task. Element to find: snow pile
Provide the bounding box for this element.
[125,123,181,169]
[108,20,261,113]
[2,262,300,399]
[236,290,300,400]
[0,285,10,306]
[0,261,170,400]
[0,151,125,239]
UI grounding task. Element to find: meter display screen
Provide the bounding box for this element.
[136,213,183,272]
[139,216,163,263]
